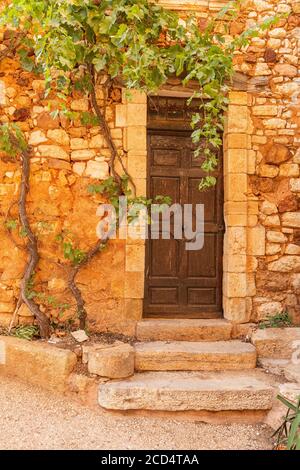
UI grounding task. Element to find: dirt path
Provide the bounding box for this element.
[0,376,273,450]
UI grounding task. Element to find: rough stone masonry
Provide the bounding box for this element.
[0,0,299,335]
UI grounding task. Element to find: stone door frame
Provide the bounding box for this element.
[119,89,257,325]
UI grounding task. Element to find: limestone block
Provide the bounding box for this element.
[276,82,299,97]
[70,138,89,150]
[228,92,248,105]
[89,134,105,148]
[284,364,300,384]
[32,80,45,92]
[29,130,47,145]
[124,272,145,299]
[225,214,247,226]
[252,106,278,116]
[266,144,291,165]
[227,106,248,133]
[38,145,69,161]
[224,272,247,298]
[85,160,109,179]
[125,245,145,272]
[262,215,281,227]
[223,296,251,323]
[268,256,300,272]
[248,226,266,256]
[123,90,146,104]
[278,195,298,213]
[127,152,147,179]
[0,336,77,391]
[290,178,300,192]
[274,63,298,78]
[230,322,256,341]
[292,274,300,291]
[282,212,300,228]
[36,112,60,129]
[111,128,123,140]
[66,372,94,395]
[247,150,256,175]
[285,244,300,255]
[0,80,6,105]
[70,99,89,112]
[267,38,281,49]
[254,63,271,76]
[134,178,146,197]
[292,1,300,13]
[257,302,282,320]
[98,371,274,412]
[252,328,300,359]
[0,302,15,313]
[224,201,247,215]
[259,164,279,178]
[294,149,300,164]
[266,243,281,255]
[263,118,286,129]
[279,163,299,177]
[127,104,147,126]
[260,201,278,215]
[73,162,86,176]
[47,129,69,146]
[115,104,127,127]
[225,134,248,149]
[136,319,232,342]
[135,340,257,371]
[224,149,247,174]
[18,304,34,317]
[71,150,96,161]
[223,254,247,273]
[88,343,134,379]
[266,382,300,431]
[0,289,14,303]
[269,28,287,39]
[224,227,247,255]
[224,174,247,202]
[48,278,67,292]
[253,0,273,12]
[124,298,143,321]
[126,127,147,152]
[0,314,13,327]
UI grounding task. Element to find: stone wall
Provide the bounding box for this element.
[0,0,300,334]
[0,57,137,333]
[224,0,300,325]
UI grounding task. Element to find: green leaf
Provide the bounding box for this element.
[277,395,297,413]
[288,413,300,450]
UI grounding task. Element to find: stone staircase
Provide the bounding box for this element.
[98,319,275,421]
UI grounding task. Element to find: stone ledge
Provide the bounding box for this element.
[0,335,77,392]
[251,328,300,360]
[98,370,275,412]
[135,340,257,371]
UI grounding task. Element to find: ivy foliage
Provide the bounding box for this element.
[1,0,279,188]
[0,123,27,157]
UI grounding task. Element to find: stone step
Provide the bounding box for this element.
[136,319,232,342]
[135,340,257,371]
[98,371,275,412]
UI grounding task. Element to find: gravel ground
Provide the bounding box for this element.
[0,376,273,450]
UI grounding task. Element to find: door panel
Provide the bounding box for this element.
[144,98,223,318]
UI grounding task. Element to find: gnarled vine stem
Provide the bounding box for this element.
[66,67,132,330]
[8,132,50,338]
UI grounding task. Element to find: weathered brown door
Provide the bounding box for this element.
[144,97,224,318]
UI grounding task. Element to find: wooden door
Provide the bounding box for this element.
[144,97,224,319]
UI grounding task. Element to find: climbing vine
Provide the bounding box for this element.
[0,0,280,337]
